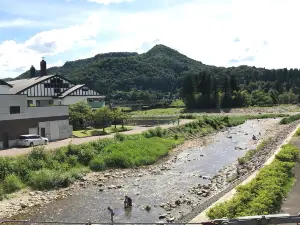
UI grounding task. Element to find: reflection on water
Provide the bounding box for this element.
[18,119,278,223]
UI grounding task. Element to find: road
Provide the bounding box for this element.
[0,119,193,157]
[280,137,300,216]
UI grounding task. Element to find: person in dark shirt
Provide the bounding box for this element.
[124,196,132,208]
[107,207,115,222]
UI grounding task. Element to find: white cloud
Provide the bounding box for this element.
[2,0,300,78]
[87,0,134,5]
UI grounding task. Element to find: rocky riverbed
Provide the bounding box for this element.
[0,119,291,223]
[178,120,300,223]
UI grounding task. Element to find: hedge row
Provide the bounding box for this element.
[207,144,300,219]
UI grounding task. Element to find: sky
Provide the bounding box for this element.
[0,0,300,78]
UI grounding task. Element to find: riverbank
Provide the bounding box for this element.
[0,118,280,222]
[0,116,244,219]
[184,120,300,223]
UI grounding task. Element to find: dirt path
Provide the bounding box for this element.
[0,119,193,157]
[280,137,300,216]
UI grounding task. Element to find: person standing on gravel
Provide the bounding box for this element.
[107,207,115,222]
[124,195,133,208]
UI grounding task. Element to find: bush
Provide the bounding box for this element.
[89,156,106,171]
[114,133,126,141]
[207,144,299,219]
[66,144,96,165]
[28,147,47,161]
[67,155,79,166]
[3,174,23,193]
[29,168,88,190]
[280,113,300,124]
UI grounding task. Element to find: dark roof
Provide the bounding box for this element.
[59,84,85,98]
[0,79,13,87]
[8,75,55,93]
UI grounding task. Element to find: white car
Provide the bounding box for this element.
[17,134,48,147]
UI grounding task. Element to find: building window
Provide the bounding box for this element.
[27,100,33,107]
[36,100,53,107]
[10,106,20,114]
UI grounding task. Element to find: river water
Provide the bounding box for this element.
[18,119,279,223]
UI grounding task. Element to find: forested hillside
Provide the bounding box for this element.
[16,44,300,108]
[17,45,205,99]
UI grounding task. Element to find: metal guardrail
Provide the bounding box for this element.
[2,214,300,225]
[0,221,202,225]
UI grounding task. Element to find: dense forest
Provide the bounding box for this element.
[182,68,300,109]
[16,44,300,108]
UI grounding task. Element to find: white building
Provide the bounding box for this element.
[0,94,72,149]
[6,59,105,108]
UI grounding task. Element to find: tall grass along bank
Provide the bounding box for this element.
[207,144,300,219]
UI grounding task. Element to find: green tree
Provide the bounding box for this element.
[69,101,94,130]
[111,109,130,128]
[94,107,113,132]
[251,90,273,106]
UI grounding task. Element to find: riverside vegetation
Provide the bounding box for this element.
[207,144,300,219]
[0,114,293,201]
[280,113,300,124]
[0,116,251,200]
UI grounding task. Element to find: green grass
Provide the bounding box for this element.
[101,137,183,168]
[207,144,300,219]
[294,127,300,137]
[73,125,133,137]
[131,108,183,116]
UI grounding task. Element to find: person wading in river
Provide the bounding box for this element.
[107,207,115,222]
[124,195,133,208]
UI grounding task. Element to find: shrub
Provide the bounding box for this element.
[280,114,300,124]
[67,155,79,166]
[0,157,13,181]
[28,168,87,190]
[114,133,126,141]
[28,146,47,161]
[3,174,23,193]
[66,144,96,165]
[89,156,106,171]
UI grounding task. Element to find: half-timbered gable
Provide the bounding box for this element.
[8,75,75,97]
[8,74,105,108]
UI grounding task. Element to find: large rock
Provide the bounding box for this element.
[104,173,111,177]
[159,214,167,219]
